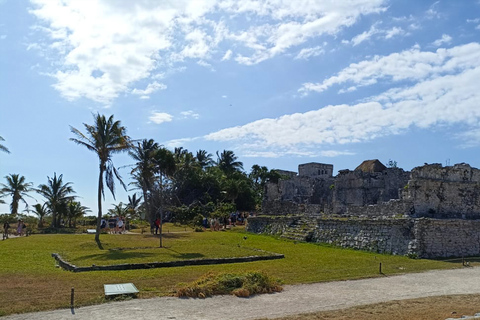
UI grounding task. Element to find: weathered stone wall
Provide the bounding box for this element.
[332,168,409,214]
[246,216,480,258]
[414,219,480,258]
[298,163,333,178]
[261,199,324,215]
[404,163,480,219]
[310,218,415,256]
[341,199,414,218]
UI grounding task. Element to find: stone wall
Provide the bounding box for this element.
[414,218,480,258]
[332,168,409,214]
[298,163,333,178]
[246,216,480,258]
[404,163,480,219]
[342,199,414,218]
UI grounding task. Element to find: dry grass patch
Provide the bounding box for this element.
[265,294,480,320]
[176,271,283,298]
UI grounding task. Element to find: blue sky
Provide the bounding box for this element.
[1,0,480,214]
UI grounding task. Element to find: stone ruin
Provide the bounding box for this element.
[247,160,480,258]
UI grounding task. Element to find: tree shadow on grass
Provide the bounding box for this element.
[165,247,205,260]
[95,239,104,250]
[72,251,156,263]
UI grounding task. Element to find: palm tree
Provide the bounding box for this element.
[31,203,50,228]
[36,173,75,228]
[70,113,132,242]
[126,193,142,219]
[66,201,90,228]
[0,136,10,154]
[0,174,33,215]
[153,147,176,247]
[129,139,159,225]
[216,150,243,175]
[195,149,214,169]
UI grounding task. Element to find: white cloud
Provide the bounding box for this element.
[222,95,227,98]
[131,82,167,96]
[180,110,200,119]
[384,27,404,39]
[149,112,173,124]
[300,42,480,95]
[295,46,324,60]
[351,25,379,46]
[222,49,232,61]
[29,0,387,103]
[205,44,480,156]
[0,35,6,40]
[320,150,356,157]
[432,34,452,47]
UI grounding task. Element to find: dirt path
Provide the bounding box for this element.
[4,267,480,320]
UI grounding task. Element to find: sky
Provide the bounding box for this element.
[1,0,480,215]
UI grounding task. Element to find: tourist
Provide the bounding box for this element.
[16,220,23,236]
[117,217,124,234]
[2,221,9,239]
[154,217,160,234]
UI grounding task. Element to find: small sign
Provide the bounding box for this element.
[104,283,139,296]
[86,229,96,234]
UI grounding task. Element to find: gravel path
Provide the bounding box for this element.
[5,267,480,320]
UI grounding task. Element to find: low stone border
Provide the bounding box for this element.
[51,250,284,272]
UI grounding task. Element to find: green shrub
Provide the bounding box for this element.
[176,271,283,298]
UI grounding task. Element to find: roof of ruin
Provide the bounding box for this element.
[355,159,387,173]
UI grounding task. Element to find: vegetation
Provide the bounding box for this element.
[0,135,9,154]
[0,228,468,316]
[176,271,283,298]
[36,173,76,228]
[70,113,132,242]
[0,173,33,215]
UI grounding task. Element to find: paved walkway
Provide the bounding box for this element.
[5,267,480,320]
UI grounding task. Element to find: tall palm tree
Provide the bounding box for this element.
[216,150,244,175]
[31,203,50,228]
[129,139,158,225]
[0,174,33,215]
[36,173,75,228]
[70,113,132,242]
[0,136,10,154]
[153,147,176,248]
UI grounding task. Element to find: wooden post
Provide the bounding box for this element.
[379,262,382,274]
[70,287,74,308]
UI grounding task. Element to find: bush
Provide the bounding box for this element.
[176,271,283,298]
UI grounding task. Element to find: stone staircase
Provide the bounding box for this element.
[280,216,317,242]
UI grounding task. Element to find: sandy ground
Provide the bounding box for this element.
[4,266,480,320]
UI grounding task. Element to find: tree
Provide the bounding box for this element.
[195,149,214,169]
[129,139,159,225]
[31,203,50,228]
[36,173,75,228]
[0,174,33,215]
[126,193,142,220]
[153,147,176,248]
[0,136,10,154]
[216,150,243,176]
[70,113,132,242]
[66,201,90,228]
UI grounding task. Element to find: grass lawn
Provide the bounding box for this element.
[0,224,468,316]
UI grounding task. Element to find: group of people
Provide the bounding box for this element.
[100,216,126,234]
[2,220,27,239]
[206,211,248,231]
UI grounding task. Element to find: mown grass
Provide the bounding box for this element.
[0,224,468,316]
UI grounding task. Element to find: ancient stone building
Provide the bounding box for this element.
[248,160,480,258]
